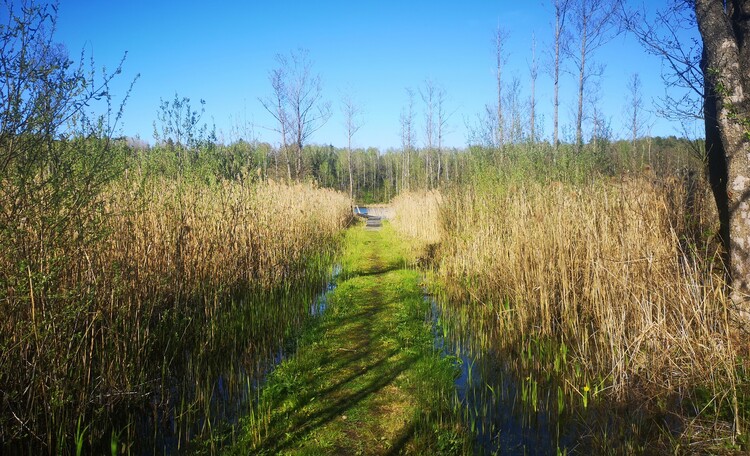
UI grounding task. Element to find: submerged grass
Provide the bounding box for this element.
[230,223,470,455]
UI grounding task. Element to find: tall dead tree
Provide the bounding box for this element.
[551,0,571,150]
[421,79,436,188]
[566,0,617,151]
[625,73,647,149]
[259,66,292,180]
[341,92,363,199]
[529,33,539,144]
[436,84,450,184]
[505,76,524,144]
[421,80,450,187]
[400,88,416,191]
[260,49,330,181]
[494,26,509,148]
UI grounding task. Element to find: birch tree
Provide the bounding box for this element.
[341,92,363,199]
[260,49,330,180]
[694,0,750,311]
[566,0,617,151]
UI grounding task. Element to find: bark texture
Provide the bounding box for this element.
[695,0,750,306]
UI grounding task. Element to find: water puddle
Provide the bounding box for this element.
[431,299,565,454]
[311,264,341,316]
[122,264,341,454]
[425,296,664,455]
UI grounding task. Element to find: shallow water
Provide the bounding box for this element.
[429,295,597,454]
[116,266,341,454]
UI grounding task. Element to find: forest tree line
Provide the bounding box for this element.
[125,128,704,203]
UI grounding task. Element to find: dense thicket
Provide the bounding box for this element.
[140,134,702,203]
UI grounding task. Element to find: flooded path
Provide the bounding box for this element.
[230,223,469,454]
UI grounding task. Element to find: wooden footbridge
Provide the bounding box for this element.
[353,206,393,229]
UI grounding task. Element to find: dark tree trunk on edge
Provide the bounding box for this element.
[695,0,750,310]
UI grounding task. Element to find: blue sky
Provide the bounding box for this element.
[51,1,701,149]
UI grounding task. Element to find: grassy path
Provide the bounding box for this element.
[228,223,468,455]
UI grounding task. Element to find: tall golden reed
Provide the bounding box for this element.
[103,178,351,298]
[390,190,443,252]
[394,177,738,408]
[0,176,352,446]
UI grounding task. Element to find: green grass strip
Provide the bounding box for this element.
[225,223,470,455]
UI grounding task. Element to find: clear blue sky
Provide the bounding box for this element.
[51,1,701,150]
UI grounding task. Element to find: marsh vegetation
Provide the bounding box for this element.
[391,145,747,453]
[2,0,749,454]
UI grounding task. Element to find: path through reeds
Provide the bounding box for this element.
[230,222,469,455]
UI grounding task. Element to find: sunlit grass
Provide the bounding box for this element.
[231,223,470,455]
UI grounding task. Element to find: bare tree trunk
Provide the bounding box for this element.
[284,147,292,181]
[373,152,378,199]
[530,33,538,144]
[436,84,449,185]
[400,88,415,191]
[506,76,523,143]
[695,0,750,310]
[259,66,293,181]
[261,50,330,182]
[346,148,354,199]
[295,142,303,179]
[568,0,616,153]
[627,73,644,148]
[552,0,569,150]
[575,20,587,151]
[341,93,363,199]
[422,80,436,188]
[495,27,507,148]
[407,138,412,193]
[425,150,431,189]
[444,151,450,182]
[273,147,279,178]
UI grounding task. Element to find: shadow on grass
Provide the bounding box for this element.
[385,421,417,455]
[252,280,424,454]
[256,353,418,454]
[341,262,405,281]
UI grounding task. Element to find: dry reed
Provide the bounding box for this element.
[0,176,352,448]
[395,176,742,434]
[444,177,735,398]
[390,190,443,255]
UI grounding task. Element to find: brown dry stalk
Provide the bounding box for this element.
[393,177,738,407]
[0,176,352,445]
[391,190,443,250]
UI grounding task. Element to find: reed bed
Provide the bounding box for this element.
[390,190,443,259]
[0,176,351,450]
[394,176,744,444]
[439,176,734,400]
[103,178,351,299]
